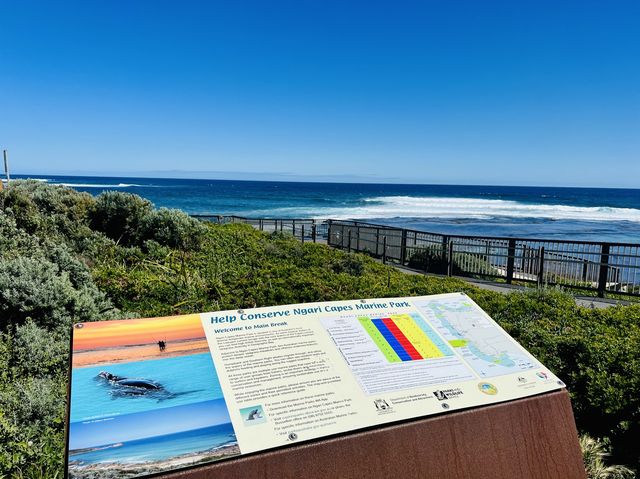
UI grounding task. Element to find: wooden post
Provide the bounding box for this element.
[312,223,317,243]
[356,227,360,252]
[375,228,380,257]
[3,150,9,186]
[447,240,453,277]
[347,230,352,253]
[301,225,305,244]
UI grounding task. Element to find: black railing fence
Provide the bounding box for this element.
[192,215,328,243]
[193,215,640,298]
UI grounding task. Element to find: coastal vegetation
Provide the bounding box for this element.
[0,180,638,478]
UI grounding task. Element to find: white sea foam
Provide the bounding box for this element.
[56,182,141,188]
[252,196,640,223]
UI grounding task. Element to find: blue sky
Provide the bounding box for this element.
[1,1,638,186]
[69,399,232,449]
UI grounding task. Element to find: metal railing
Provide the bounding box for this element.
[193,215,640,298]
[192,215,328,243]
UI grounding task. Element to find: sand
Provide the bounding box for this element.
[68,444,241,478]
[72,338,211,368]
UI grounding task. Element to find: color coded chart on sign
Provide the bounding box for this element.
[358,314,454,363]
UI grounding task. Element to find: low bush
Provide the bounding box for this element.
[89,191,153,245]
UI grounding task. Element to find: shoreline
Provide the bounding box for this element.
[68,443,241,478]
[72,338,211,368]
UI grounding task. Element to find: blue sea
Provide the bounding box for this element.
[70,353,223,422]
[69,422,237,465]
[15,175,640,243]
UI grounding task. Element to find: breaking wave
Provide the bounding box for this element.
[255,196,640,223]
[56,182,141,188]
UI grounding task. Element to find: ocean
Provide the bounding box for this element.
[69,422,237,464]
[14,175,640,243]
[70,353,224,422]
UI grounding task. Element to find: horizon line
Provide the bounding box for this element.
[8,171,640,191]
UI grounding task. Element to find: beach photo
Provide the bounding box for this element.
[70,314,222,422]
[68,399,239,479]
[72,314,210,367]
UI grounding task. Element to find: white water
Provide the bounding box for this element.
[253,196,640,223]
[57,182,141,188]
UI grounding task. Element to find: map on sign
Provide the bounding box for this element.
[66,293,563,479]
[414,297,538,378]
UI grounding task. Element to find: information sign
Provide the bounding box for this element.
[66,292,564,478]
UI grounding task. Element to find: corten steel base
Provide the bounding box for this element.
[161,390,586,479]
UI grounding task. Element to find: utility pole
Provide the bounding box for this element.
[3,150,9,187]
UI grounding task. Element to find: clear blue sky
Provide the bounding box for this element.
[1,1,638,186]
[69,399,232,449]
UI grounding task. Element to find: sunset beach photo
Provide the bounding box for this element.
[72,314,210,368]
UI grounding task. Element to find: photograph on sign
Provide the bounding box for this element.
[68,314,239,478]
[66,293,563,478]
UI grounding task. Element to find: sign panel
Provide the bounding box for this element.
[66,292,564,478]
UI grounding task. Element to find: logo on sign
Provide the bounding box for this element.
[477,382,498,395]
[374,399,391,411]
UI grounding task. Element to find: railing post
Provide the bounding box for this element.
[424,247,430,274]
[400,229,408,265]
[292,219,296,237]
[582,259,589,282]
[506,239,516,284]
[312,223,317,243]
[280,220,283,232]
[301,225,305,244]
[356,227,361,252]
[347,230,352,253]
[326,220,333,246]
[597,243,611,298]
[382,237,387,264]
[447,240,453,276]
[537,246,545,287]
[375,228,380,257]
[259,219,263,231]
[441,235,448,270]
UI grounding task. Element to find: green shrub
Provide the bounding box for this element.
[581,434,635,479]
[141,207,207,250]
[0,256,119,332]
[88,191,153,245]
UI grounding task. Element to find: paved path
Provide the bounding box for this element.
[383,262,629,309]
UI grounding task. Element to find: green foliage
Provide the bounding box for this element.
[581,434,635,479]
[1,181,639,476]
[140,207,207,250]
[0,256,118,332]
[0,324,68,478]
[89,191,153,245]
